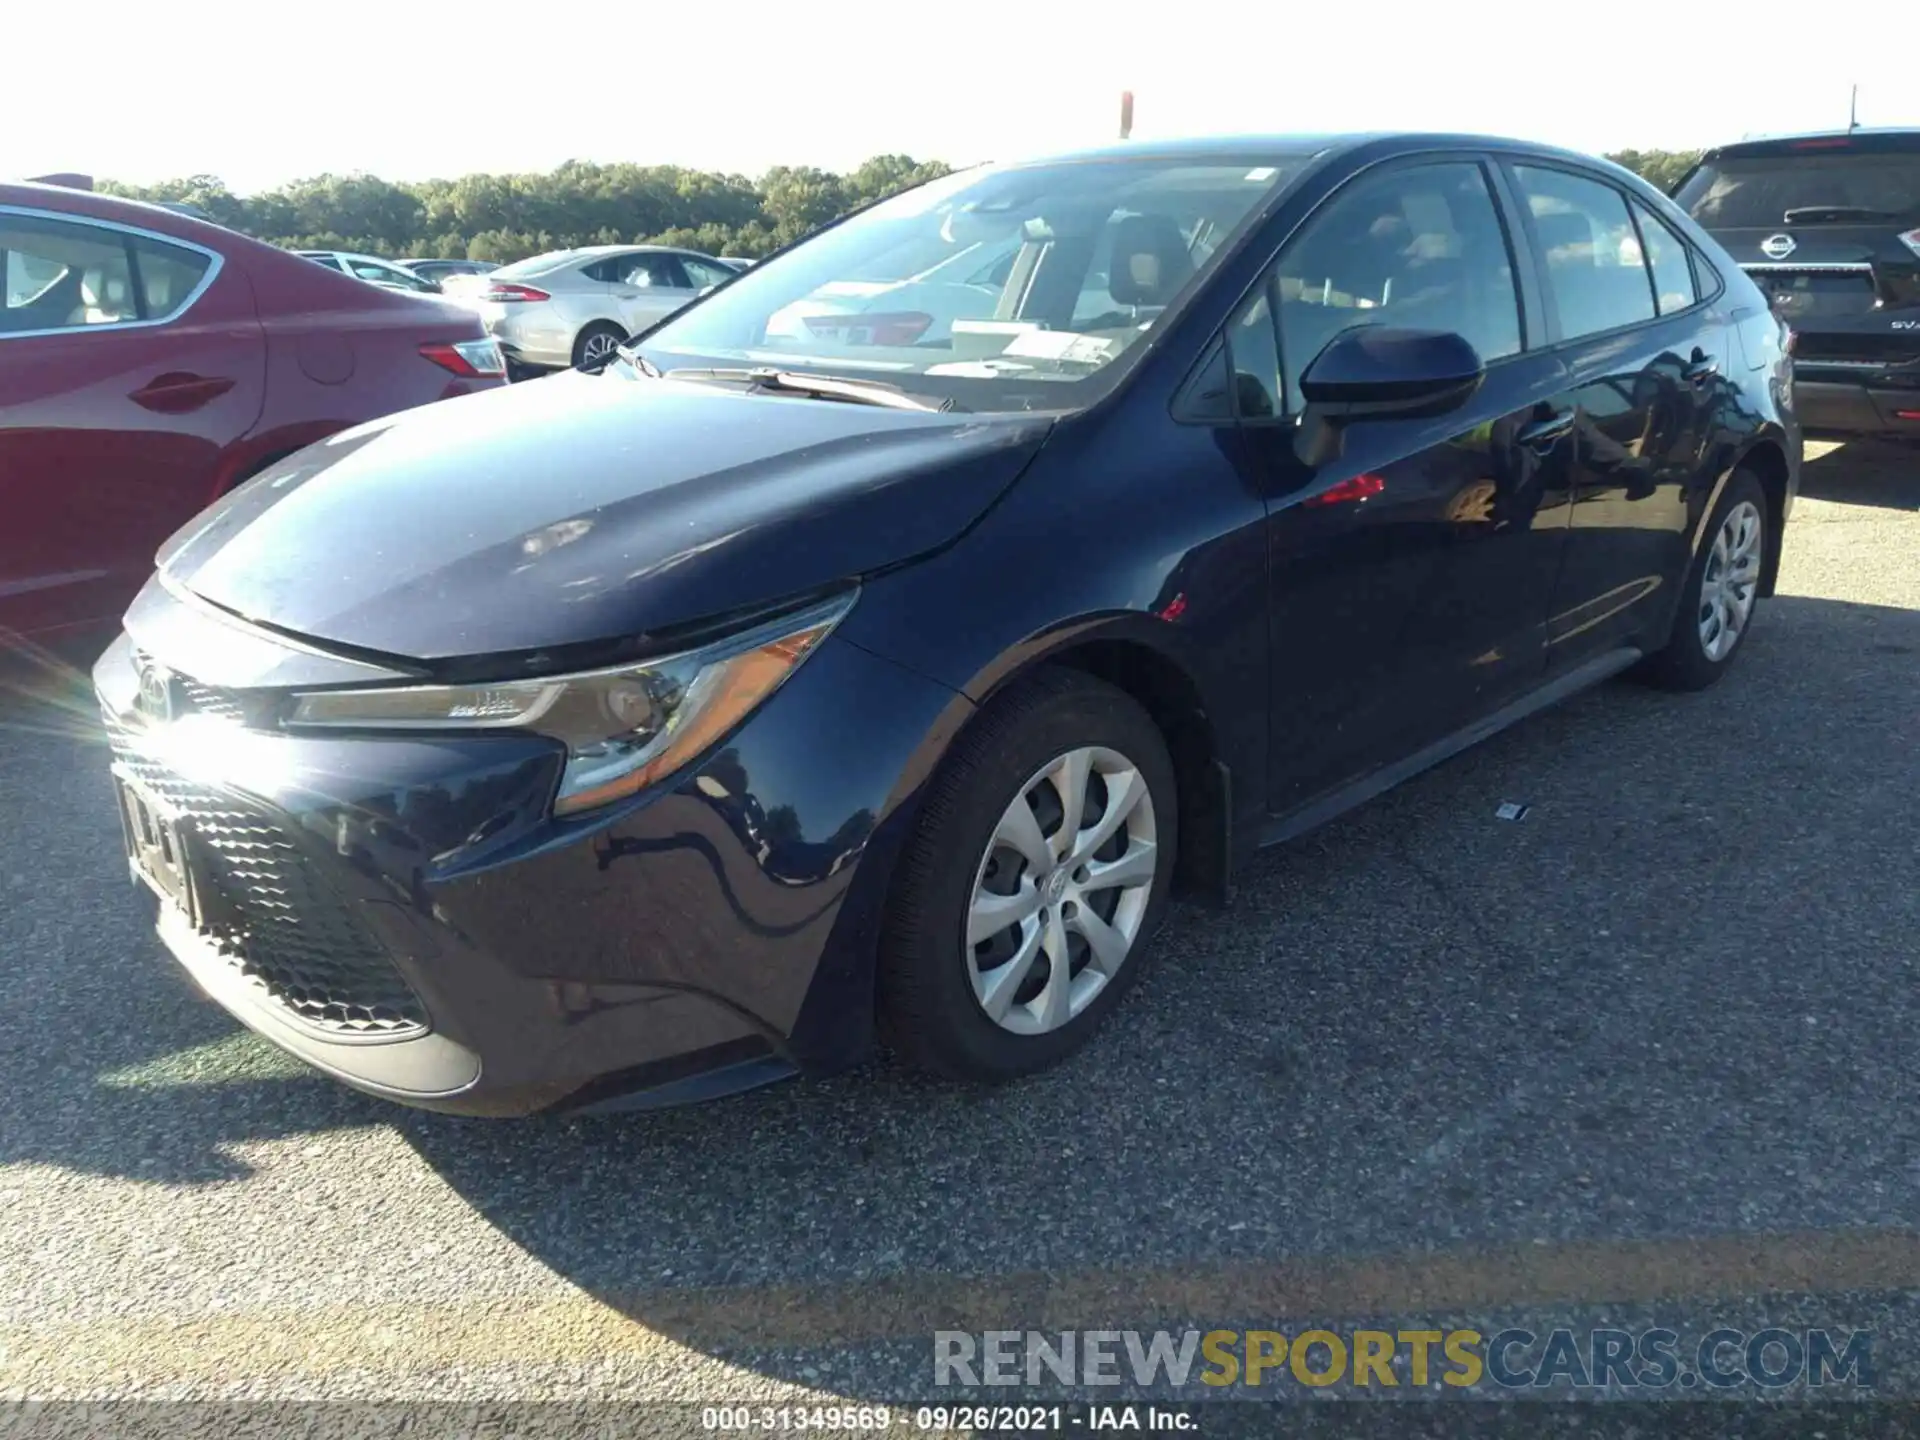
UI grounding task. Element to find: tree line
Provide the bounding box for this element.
[100,150,1700,265]
[101,154,954,262]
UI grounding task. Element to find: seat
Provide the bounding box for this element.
[143,267,176,316]
[66,265,136,325]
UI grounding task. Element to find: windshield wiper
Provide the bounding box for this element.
[594,342,658,377]
[661,366,955,412]
[1781,205,1897,224]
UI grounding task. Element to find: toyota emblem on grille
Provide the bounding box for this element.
[135,660,174,722]
[1761,233,1797,260]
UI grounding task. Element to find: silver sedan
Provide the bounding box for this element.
[454,245,739,371]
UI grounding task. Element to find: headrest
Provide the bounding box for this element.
[1108,214,1194,306]
[81,267,129,310]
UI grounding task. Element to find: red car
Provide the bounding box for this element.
[0,182,506,641]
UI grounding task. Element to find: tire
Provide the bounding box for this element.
[571,322,625,370]
[878,668,1178,1081]
[1635,469,1770,691]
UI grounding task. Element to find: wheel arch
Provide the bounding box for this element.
[207,429,331,505]
[572,318,628,368]
[1734,436,1792,598]
[920,617,1237,906]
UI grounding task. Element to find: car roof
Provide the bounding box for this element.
[0,180,229,236]
[1006,131,1622,171]
[1699,127,1920,160]
[568,243,678,257]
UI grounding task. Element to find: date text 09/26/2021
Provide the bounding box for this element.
[702,1406,1191,1432]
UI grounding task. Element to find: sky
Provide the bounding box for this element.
[10,0,1914,194]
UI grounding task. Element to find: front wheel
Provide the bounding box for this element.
[878,668,1177,1081]
[1636,469,1770,690]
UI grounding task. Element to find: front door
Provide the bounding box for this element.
[1232,157,1577,813]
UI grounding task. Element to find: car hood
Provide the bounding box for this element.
[158,372,1051,662]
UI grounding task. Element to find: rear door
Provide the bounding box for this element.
[0,208,265,636]
[1219,156,1578,812]
[1504,163,1726,666]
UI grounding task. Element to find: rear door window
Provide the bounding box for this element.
[1513,166,1656,341]
[1,214,140,332]
[621,255,689,289]
[678,256,735,289]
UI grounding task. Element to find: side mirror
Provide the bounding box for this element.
[1295,326,1484,467]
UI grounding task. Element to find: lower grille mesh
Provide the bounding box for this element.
[110,733,428,1036]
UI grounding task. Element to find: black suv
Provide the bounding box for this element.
[1675,129,1920,439]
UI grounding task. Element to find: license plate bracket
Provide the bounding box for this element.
[112,765,201,928]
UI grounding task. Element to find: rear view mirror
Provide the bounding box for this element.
[1295,326,1484,467]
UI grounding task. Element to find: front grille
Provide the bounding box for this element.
[108,729,428,1037]
[131,650,247,726]
[175,674,245,724]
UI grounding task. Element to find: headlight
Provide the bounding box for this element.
[285,593,853,816]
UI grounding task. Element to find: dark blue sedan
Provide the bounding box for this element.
[94,132,1799,1115]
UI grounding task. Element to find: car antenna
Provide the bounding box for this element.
[1119,90,1134,141]
[1848,83,1860,132]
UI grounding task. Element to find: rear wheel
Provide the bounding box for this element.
[572,322,625,370]
[1636,469,1769,690]
[878,669,1177,1081]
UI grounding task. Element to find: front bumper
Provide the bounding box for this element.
[94,623,963,1116]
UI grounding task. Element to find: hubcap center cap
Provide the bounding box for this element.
[1044,868,1071,905]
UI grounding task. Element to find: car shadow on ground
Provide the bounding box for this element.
[1800,438,1920,509]
[388,590,1916,1387]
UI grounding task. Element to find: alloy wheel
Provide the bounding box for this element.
[1698,499,1763,662]
[579,331,620,367]
[965,745,1157,1036]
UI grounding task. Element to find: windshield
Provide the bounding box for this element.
[638,156,1305,412]
[1677,151,1920,228]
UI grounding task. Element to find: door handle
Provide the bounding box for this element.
[1684,349,1719,386]
[130,372,235,413]
[1516,408,1575,452]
